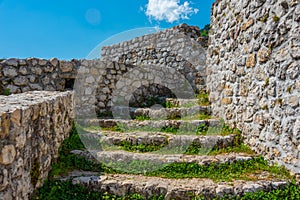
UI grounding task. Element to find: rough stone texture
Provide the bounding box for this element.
[78,131,237,151]
[72,150,255,166]
[134,106,211,119]
[87,118,222,132]
[101,24,207,92]
[0,91,73,199]
[1,57,201,116]
[207,0,300,174]
[166,98,199,107]
[59,171,288,199]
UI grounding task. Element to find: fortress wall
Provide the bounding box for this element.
[207,0,300,173]
[101,24,207,92]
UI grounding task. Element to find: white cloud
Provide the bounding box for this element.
[145,0,198,23]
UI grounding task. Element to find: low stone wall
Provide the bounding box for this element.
[0,91,73,199]
[1,57,199,116]
[0,58,79,93]
[0,59,137,115]
[100,24,207,92]
[207,0,300,173]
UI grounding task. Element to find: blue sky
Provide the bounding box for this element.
[0,0,215,60]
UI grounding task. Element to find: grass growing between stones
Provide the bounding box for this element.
[134,115,151,121]
[83,120,241,137]
[193,182,300,200]
[197,90,211,106]
[110,132,253,156]
[33,179,300,200]
[117,141,168,153]
[207,143,254,156]
[49,124,290,182]
[133,113,212,121]
[34,124,297,199]
[146,157,292,182]
[32,179,165,200]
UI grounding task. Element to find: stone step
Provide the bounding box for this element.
[59,171,288,199]
[71,150,255,166]
[134,106,211,119]
[166,98,199,108]
[86,118,222,134]
[82,131,237,150]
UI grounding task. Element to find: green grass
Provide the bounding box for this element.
[101,125,124,132]
[194,182,300,200]
[33,179,299,200]
[133,112,211,121]
[37,124,296,199]
[87,120,241,137]
[118,140,168,153]
[48,124,106,177]
[260,13,269,23]
[197,91,211,106]
[107,128,251,155]
[49,124,290,183]
[146,156,291,182]
[4,88,10,96]
[232,182,300,200]
[181,113,212,120]
[208,143,254,155]
[134,115,151,121]
[32,179,165,200]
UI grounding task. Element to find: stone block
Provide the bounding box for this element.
[246,54,256,67]
[0,145,16,165]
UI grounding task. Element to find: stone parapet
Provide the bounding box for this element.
[0,91,73,199]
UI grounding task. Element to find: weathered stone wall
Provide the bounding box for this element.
[207,0,300,173]
[0,59,135,115]
[101,24,207,92]
[0,59,181,116]
[0,58,79,93]
[0,91,73,199]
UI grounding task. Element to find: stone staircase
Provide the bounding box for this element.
[35,98,294,199]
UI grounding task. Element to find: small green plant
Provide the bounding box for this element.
[4,88,10,96]
[200,24,210,37]
[268,43,274,51]
[265,78,270,86]
[262,105,269,110]
[119,141,168,153]
[260,13,269,23]
[147,156,291,182]
[135,115,151,121]
[209,143,254,156]
[196,123,209,135]
[165,101,177,108]
[273,14,280,22]
[161,126,178,133]
[181,113,212,121]
[197,91,211,106]
[101,125,124,132]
